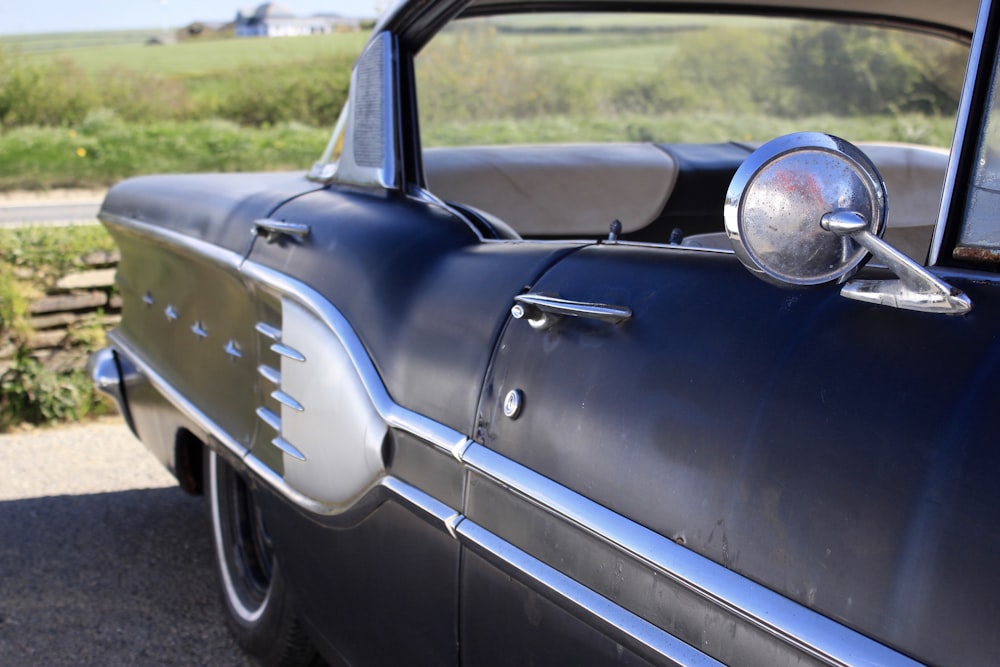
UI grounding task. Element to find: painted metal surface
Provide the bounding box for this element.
[477,242,1000,666]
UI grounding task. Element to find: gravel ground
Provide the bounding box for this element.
[0,418,252,666]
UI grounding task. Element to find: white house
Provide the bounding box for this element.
[235,3,361,37]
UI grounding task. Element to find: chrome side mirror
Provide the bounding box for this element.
[725,133,971,315]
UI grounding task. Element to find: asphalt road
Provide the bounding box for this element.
[0,192,103,228]
[0,419,252,666]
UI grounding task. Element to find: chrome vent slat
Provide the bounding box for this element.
[273,437,307,461]
[271,389,304,412]
[257,364,281,385]
[271,342,305,362]
[255,321,282,341]
[255,406,281,432]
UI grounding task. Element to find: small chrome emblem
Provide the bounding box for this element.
[503,389,524,419]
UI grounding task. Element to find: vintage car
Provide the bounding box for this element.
[90,0,999,665]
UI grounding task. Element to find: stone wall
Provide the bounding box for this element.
[0,250,120,375]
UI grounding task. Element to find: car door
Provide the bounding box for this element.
[453,11,1000,666]
[460,236,1000,666]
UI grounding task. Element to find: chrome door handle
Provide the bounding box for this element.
[511,293,632,330]
[254,219,311,243]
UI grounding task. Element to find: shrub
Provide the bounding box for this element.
[0,264,32,343]
[0,348,103,430]
[194,55,353,126]
[0,51,98,126]
[775,25,964,117]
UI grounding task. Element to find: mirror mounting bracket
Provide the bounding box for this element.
[821,210,972,315]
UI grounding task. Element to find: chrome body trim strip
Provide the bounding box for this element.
[461,443,922,667]
[100,212,244,271]
[255,406,281,432]
[457,520,723,667]
[255,322,282,341]
[257,364,281,385]
[380,476,461,530]
[273,436,307,462]
[270,342,305,362]
[271,389,304,412]
[929,0,992,266]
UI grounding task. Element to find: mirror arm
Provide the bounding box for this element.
[821,210,972,315]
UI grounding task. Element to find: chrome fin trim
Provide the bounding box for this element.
[241,260,472,458]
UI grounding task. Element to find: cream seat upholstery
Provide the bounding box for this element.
[424,144,678,237]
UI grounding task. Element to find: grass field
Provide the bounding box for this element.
[0,120,330,191]
[2,29,163,54]
[24,31,368,76]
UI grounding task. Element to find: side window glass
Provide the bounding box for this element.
[957,50,1000,262]
[415,13,966,247]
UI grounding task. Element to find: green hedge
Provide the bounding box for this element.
[0,48,354,128]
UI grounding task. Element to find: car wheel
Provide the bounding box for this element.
[209,449,320,667]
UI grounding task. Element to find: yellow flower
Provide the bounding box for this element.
[76,147,87,158]
[68,129,77,138]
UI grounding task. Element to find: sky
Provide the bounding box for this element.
[0,0,383,36]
